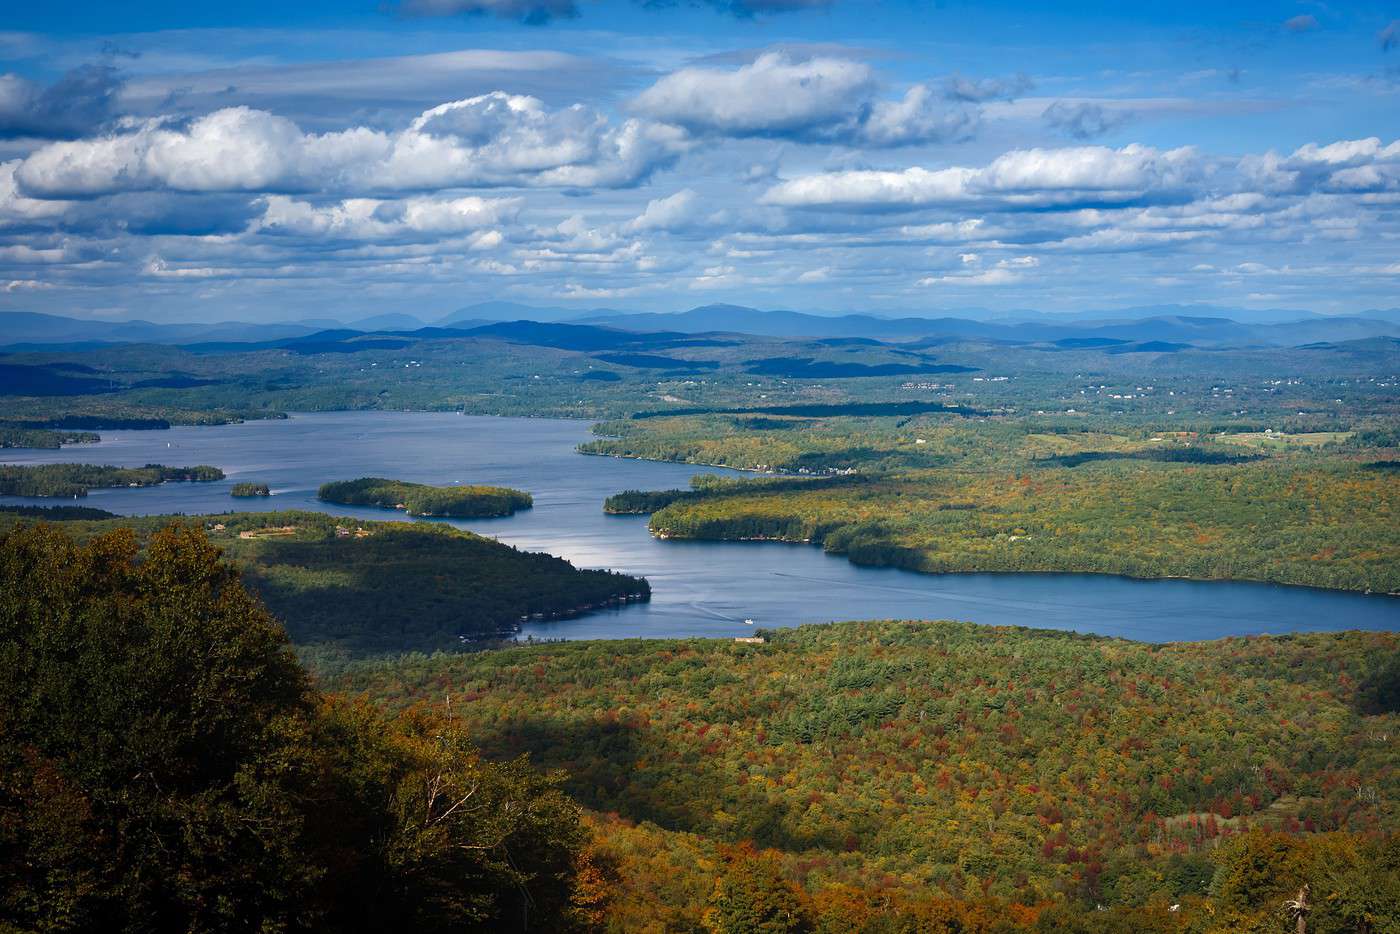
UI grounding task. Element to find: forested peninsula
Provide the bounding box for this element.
[0,463,224,498]
[586,412,1400,594]
[634,463,1400,593]
[0,427,99,449]
[0,510,647,662]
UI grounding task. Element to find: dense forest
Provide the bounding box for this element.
[604,475,841,514]
[318,477,533,518]
[0,524,602,932]
[230,481,271,496]
[0,462,224,497]
[1,403,282,430]
[605,488,695,514]
[0,510,648,663]
[336,619,1400,931]
[0,503,118,520]
[1,513,1397,929]
[580,411,1365,476]
[581,411,1400,594]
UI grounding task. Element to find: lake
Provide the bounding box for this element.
[4,410,1397,642]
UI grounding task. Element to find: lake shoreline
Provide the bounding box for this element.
[2,410,1395,642]
[647,525,1400,600]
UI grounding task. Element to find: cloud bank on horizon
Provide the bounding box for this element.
[0,0,1398,321]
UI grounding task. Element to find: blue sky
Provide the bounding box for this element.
[1,0,1397,322]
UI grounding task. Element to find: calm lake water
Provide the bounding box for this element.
[4,411,1397,642]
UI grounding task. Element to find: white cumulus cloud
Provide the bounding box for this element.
[626,188,701,232]
[632,52,980,147]
[255,193,520,241]
[15,94,688,198]
[632,52,874,139]
[763,144,1202,210]
[1241,137,1400,194]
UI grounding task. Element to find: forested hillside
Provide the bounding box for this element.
[337,619,1400,931]
[2,519,1397,930]
[0,511,648,662]
[0,524,600,932]
[642,462,1400,592]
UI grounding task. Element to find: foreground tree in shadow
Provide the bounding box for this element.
[0,523,599,933]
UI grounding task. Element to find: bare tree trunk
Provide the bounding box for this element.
[1286,884,1310,934]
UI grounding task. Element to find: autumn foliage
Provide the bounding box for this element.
[0,524,601,932]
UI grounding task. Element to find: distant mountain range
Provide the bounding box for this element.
[438,301,620,325]
[574,303,1400,346]
[0,312,333,348]
[2,302,1398,352]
